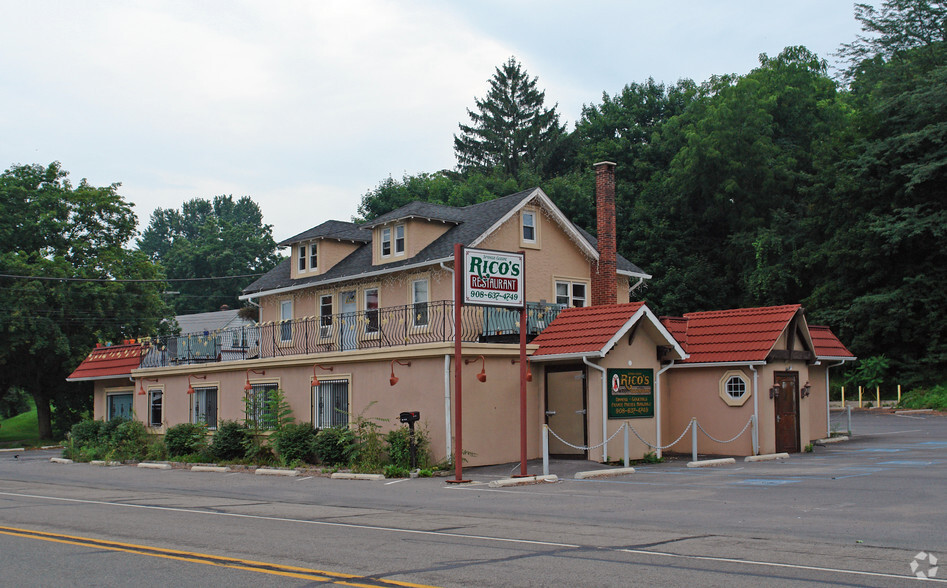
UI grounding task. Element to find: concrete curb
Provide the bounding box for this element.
[687,458,736,468]
[331,472,385,481]
[91,460,122,466]
[575,467,636,480]
[895,409,932,414]
[488,475,558,488]
[49,458,73,464]
[817,436,849,444]
[0,448,25,453]
[256,468,299,477]
[190,465,231,473]
[744,453,790,462]
[41,445,64,450]
[138,462,172,470]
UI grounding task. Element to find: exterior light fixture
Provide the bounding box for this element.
[389,360,411,386]
[244,368,266,392]
[769,385,780,399]
[466,355,487,383]
[138,377,159,395]
[801,381,811,398]
[186,374,208,395]
[311,364,333,386]
[510,358,532,382]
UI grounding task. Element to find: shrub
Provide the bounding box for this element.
[314,427,355,466]
[383,464,410,478]
[164,423,208,457]
[899,384,947,411]
[211,420,249,461]
[110,420,150,461]
[271,423,317,466]
[70,419,106,449]
[385,425,431,469]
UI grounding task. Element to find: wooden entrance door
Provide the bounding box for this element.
[774,371,800,453]
[545,367,587,458]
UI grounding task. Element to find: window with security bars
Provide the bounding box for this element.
[313,380,349,429]
[246,382,279,430]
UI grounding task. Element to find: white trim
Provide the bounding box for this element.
[529,351,602,362]
[67,374,134,382]
[670,361,768,368]
[599,306,687,360]
[815,355,857,362]
[470,188,600,260]
[618,268,653,280]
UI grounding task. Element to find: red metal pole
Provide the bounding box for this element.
[519,301,527,476]
[452,243,465,482]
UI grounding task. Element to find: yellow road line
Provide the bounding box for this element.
[0,525,437,588]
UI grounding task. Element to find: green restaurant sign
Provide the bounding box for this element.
[607,368,654,419]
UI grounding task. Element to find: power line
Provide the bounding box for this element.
[0,273,264,283]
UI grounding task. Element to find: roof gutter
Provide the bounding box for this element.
[529,351,602,363]
[668,361,768,369]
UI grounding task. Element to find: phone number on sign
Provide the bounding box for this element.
[468,290,521,302]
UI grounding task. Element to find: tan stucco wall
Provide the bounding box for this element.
[478,203,593,305]
[123,344,542,468]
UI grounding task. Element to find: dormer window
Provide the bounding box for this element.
[298,244,307,271]
[381,227,392,257]
[394,224,405,255]
[309,242,318,271]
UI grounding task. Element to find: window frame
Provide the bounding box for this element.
[718,370,751,407]
[245,381,280,430]
[313,378,350,429]
[106,390,134,422]
[319,294,333,339]
[190,385,219,429]
[381,227,392,257]
[555,279,588,308]
[148,388,163,428]
[521,209,537,244]
[298,244,307,272]
[394,224,405,256]
[309,241,318,272]
[411,278,429,328]
[279,299,293,343]
[364,287,380,336]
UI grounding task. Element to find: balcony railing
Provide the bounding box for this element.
[139,300,565,368]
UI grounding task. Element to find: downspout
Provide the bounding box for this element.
[749,364,760,455]
[655,360,675,459]
[582,355,607,462]
[825,360,845,438]
[629,277,645,296]
[440,261,454,460]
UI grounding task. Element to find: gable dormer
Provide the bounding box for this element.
[278,221,369,279]
[361,202,462,266]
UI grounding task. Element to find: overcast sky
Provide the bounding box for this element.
[1,1,864,243]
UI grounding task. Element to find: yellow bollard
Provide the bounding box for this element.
[841,386,845,408]
[876,386,880,408]
[898,384,902,403]
[858,385,863,408]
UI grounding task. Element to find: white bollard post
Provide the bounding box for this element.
[846,405,852,436]
[751,414,759,455]
[691,417,698,463]
[623,423,629,468]
[542,424,549,477]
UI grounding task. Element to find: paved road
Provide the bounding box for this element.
[0,410,943,586]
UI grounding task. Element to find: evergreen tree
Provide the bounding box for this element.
[454,57,566,179]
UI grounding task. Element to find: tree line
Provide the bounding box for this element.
[358,1,946,389]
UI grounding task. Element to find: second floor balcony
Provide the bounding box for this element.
[139,300,565,369]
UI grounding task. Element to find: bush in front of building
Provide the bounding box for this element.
[385,425,431,470]
[313,426,355,466]
[164,423,209,458]
[109,420,150,462]
[899,384,947,411]
[270,423,317,466]
[210,420,249,461]
[64,417,153,462]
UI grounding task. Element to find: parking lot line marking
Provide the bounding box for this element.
[618,546,947,583]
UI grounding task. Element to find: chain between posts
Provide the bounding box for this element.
[546,425,626,451]
[695,417,754,444]
[546,417,753,453]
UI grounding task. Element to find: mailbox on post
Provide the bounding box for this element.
[399,411,421,470]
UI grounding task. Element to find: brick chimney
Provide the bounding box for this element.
[591,161,617,306]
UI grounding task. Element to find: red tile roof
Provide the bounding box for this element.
[660,304,801,364]
[531,303,646,357]
[66,343,146,381]
[809,325,856,359]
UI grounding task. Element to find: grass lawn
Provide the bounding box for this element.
[0,408,54,448]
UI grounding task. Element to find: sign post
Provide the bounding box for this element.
[454,247,527,480]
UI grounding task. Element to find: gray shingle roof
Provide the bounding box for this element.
[277,220,369,247]
[243,188,648,296]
